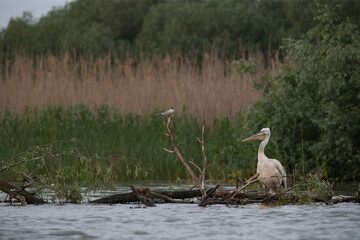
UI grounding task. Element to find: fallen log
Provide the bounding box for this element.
[149,191,194,204]
[91,189,203,204]
[0,178,46,205]
[90,187,360,206]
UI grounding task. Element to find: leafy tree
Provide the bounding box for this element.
[1,0,359,60]
[244,6,360,180]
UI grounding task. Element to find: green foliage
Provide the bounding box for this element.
[0,139,116,203]
[0,104,255,184]
[1,0,359,59]
[243,7,360,181]
[275,174,331,205]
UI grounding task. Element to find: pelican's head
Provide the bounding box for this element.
[242,128,271,142]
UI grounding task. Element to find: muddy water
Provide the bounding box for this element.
[1,183,359,240]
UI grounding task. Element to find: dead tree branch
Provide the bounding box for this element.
[198,123,207,196]
[162,117,210,198]
[223,173,260,200]
[163,116,202,193]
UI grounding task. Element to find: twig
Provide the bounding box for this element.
[5,140,72,165]
[163,148,176,154]
[189,160,202,173]
[223,173,260,200]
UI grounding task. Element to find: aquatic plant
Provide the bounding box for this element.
[0,139,116,203]
[0,104,256,183]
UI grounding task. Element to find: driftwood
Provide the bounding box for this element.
[149,191,194,204]
[91,189,204,204]
[0,178,46,205]
[91,186,360,206]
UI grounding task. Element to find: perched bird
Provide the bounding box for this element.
[242,128,287,194]
[158,107,175,116]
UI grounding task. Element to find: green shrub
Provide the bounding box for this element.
[244,7,360,181]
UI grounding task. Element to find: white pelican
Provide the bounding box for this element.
[242,128,287,194]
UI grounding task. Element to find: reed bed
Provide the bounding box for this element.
[0,52,281,181]
[0,104,258,181]
[0,52,281,121]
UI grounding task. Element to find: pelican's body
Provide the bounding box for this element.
[242,128,286,194]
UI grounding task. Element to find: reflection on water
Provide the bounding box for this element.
[0,183,359,240]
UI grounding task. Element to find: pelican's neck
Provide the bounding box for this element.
[258,135,270,162]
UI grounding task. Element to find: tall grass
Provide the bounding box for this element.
[0,52,280,121]
[0,52,281,181]
[0,104,257,181]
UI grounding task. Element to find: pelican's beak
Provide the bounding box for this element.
[241,131,266,142]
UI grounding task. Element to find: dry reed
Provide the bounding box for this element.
[0,52,281,121]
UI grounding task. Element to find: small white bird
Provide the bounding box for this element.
[242,128,287,194]
[159,107,175,116]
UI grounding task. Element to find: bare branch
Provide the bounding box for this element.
[189,160,202,173]
[199,123,207,196]
[163,116,201,189]
[245,173,260,184]
[223,173,260,200]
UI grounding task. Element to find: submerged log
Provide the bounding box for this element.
[148,191,194,204]
[91,189,203,204]
[91,186,360,205]
[0,178,46,205]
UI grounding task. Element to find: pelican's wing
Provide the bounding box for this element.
[272,159,287,189]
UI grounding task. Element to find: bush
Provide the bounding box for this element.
[244,7,360,181]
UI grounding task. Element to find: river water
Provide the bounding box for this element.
[1,183,359,240]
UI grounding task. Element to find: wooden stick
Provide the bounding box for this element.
[189,160,202,173]
[223,173,260,200]
[199,123,207,196]
[130,186,155,207]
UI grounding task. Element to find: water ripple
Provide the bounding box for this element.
[1,193,360,239]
